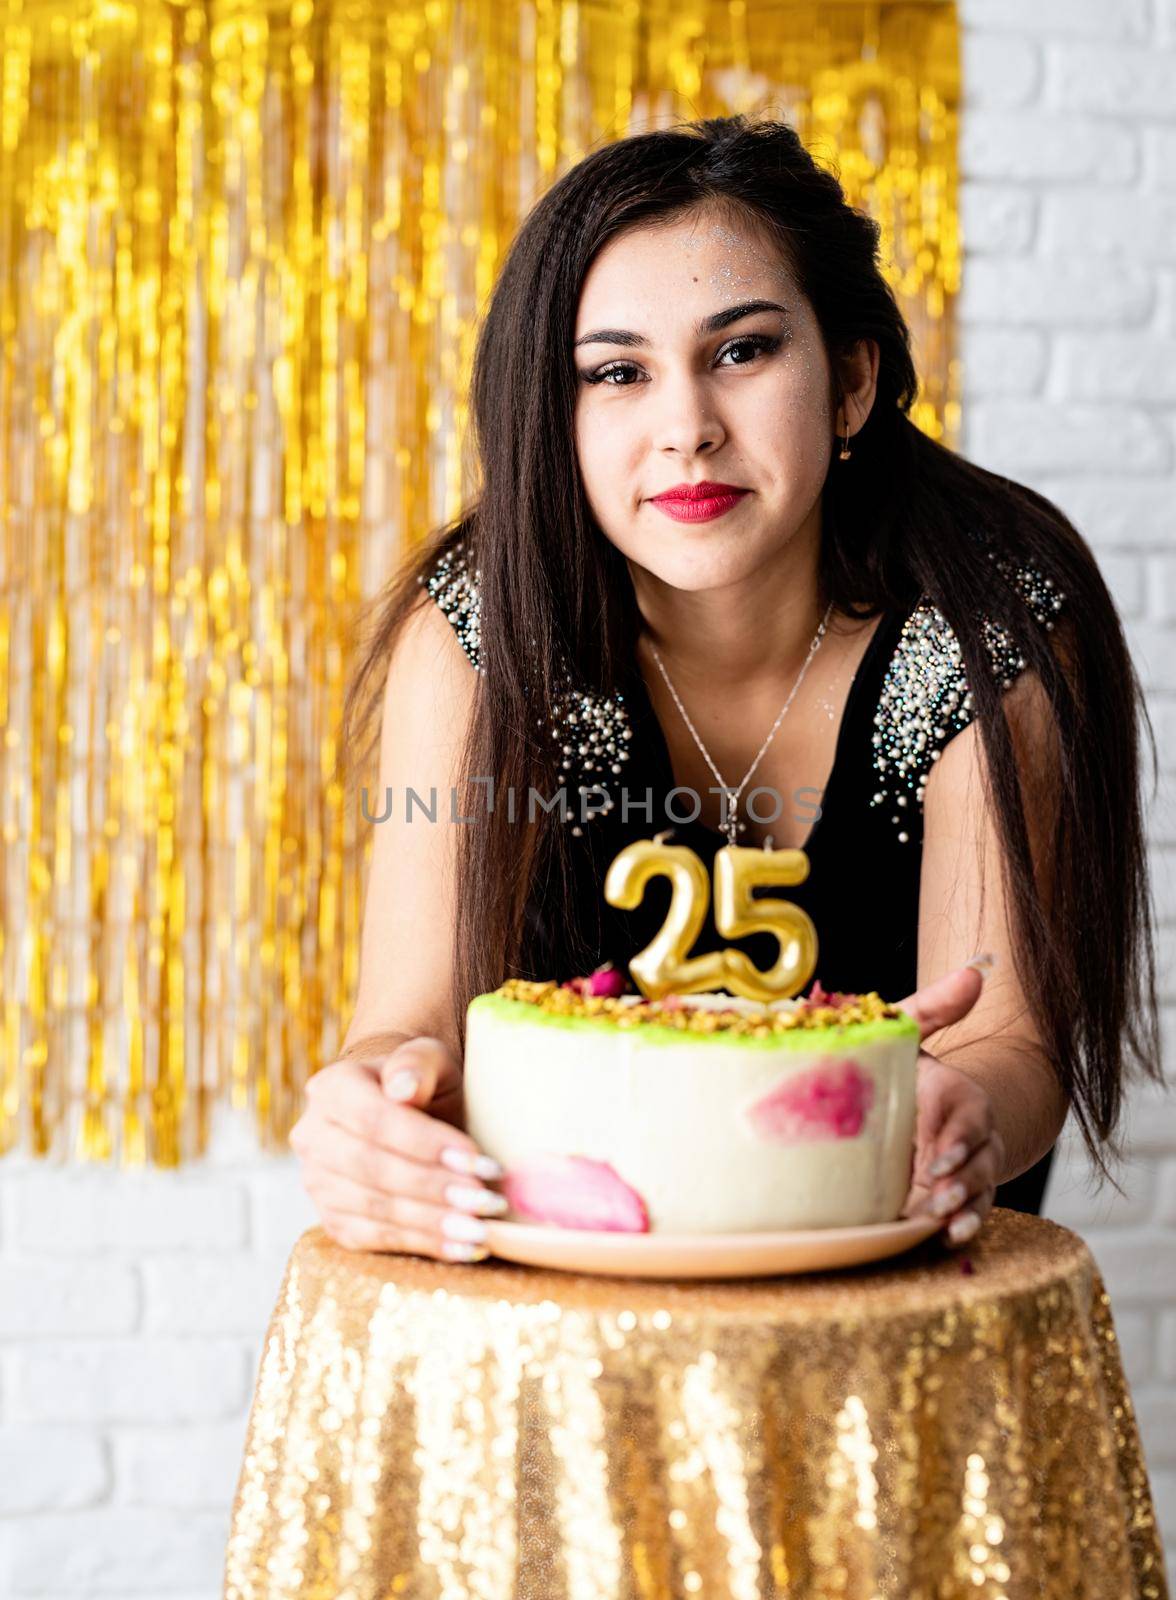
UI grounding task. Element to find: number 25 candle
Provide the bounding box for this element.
[603,832,818,1004]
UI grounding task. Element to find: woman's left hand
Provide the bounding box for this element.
[895,964,1007,1247]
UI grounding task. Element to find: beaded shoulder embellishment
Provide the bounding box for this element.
[870,559,1066,843]
[420,537,483,670]
[419,538,632,835]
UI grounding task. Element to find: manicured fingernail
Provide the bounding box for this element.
[386,1069,419,1100]
[964,951,995,973]
[440,1147,504,1180]
[948,1210,981,1245]
[443,1240,490,1262]
[929,1142,969,1179]
[442,1212,488,1244]
[931,1181,968,1218]
[445,1182,509,1216]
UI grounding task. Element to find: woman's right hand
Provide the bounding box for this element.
[288,1036,509,1261]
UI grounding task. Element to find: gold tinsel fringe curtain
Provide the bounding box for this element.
[0,0,960,1166]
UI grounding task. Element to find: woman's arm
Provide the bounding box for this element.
[284,593,502,1261]
[339,592,479,1088]
[917,664,1070,1189]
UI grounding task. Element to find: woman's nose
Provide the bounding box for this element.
[651,371,726,456]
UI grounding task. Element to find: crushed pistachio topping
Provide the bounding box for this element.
[489,979,906,1037]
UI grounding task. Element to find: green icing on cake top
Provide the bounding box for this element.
[468,983,918,1052]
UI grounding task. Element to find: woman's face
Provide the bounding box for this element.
[572,205,844,592]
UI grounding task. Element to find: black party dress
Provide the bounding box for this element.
[421,540,1067,1216]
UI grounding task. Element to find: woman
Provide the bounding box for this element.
[289,114,1161,1265]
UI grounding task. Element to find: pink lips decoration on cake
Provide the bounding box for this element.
[502,1154,651,1232]
[745,1057,875,1142]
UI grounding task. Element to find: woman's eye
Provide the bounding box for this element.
[579,333,783,388]
[722,333,785,365]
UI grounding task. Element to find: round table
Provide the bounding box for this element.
[223,1208,1168,1599]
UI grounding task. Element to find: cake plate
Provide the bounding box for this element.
[482,1213,943,1280]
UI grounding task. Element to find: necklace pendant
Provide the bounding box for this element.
[648,602,834,857]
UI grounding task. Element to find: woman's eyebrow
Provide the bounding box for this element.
[572,298,789,350]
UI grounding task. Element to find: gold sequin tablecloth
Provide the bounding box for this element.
[222,1209,1167,1599]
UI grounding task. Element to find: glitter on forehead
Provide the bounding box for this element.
[673,214,792,290]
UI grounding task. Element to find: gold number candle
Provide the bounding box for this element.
[604,832,820,1003]
[603,832,727,1000]
[712,842,818,1003]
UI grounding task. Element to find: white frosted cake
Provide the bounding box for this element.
[462,977,921,1234]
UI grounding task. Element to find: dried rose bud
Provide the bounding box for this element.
[587,966,626,998]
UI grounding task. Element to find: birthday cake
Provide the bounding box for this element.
[462,975,921,1234]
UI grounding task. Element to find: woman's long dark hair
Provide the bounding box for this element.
[340,114,1161,1180]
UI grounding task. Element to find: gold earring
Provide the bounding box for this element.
[838,418,852,461]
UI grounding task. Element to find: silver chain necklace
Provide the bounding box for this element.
[649,599,835,847]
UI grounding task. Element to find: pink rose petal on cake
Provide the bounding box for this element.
[744,1057,875,1143]
[502,1154,650,1232]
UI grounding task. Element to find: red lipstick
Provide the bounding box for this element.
[650,480,750,523]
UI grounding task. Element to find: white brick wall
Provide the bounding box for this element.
[0,1144,319,1596]
[1,2,1173,1593]
[956,4,1176,1589]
